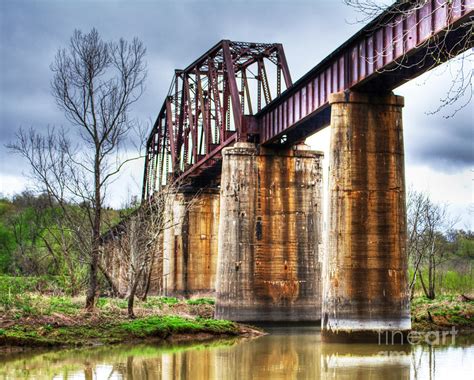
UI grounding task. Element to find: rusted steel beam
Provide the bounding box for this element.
[208,58,222,142]
[277,43,292,88]
[175,132,237,184]
[222,40,242,134]
[165,98,176,174]
[183,75,197,165]
[242,70,253,115]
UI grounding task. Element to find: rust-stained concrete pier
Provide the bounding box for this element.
[215,143,323,322]
[162,189,220,297]
[321,92,411,342]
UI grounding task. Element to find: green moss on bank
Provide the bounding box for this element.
[0,315,239,348]
[0,293,248,349]
[411,295,474,331]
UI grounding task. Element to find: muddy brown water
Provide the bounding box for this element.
[1,327,472,379]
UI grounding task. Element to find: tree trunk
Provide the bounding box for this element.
[140,265,153,301]
[68,265,79,297]
[99,262,125,298]
[85,242,99,310]
[128,276,141,318]
[427,241,436,299]
[419,270,431,299]
[140,254,156,301]
[409,249,424,299]
[85,153,102,311]
[69,272,78,297]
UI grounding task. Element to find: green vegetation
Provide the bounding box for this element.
[187,298,215,306]
[121,316,236,338]
[439,270,474,294]
[409,268,473,295]
[0,293,241,348]
[0,194,121,297]
[411,295,474,331]
[0,285,217,318]
[0,315,238,348]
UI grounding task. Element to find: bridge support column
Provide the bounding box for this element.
[322,92,411,342]
[215,142,323,322]
[162,188,220,297]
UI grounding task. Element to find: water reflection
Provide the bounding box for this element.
[321,343,411,380]
[1,328,473,379]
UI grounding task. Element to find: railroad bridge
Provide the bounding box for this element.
[140,0,473,341]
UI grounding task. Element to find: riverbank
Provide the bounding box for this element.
[1,294,472,351]
[411,294,474,332]
[0,295,263,352]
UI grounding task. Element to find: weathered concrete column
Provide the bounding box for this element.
[322,92,411,342]
[215,143,323,322]
[162,189,220,297]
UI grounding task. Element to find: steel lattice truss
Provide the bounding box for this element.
[142,41,292,198]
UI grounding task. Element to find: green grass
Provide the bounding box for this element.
[408,268,473,296]
[411,294,474,331]
[0,276,74,312]
[159,296,179,305]
[142,296,179,309]
[0,293,237,348]
[0,315,238,347]
[441,270,474,294]
[121,315,236,338]
[47,296,81,314]
[186,298,215,306]
[0,291,218,321]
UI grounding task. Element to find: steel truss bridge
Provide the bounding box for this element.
[142,0,473,199]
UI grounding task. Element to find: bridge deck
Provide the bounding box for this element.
[258,0,473,146]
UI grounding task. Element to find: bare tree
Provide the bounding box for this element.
[407,189,457,299]
[8,29,147,310]
[343,0,473,117]
[101,184,196,318]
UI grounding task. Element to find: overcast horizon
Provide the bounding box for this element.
[1,0,472,229]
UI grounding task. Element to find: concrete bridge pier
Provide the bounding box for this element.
[215,142,324,322]
[162,188,220,298]
[322,91,411,342]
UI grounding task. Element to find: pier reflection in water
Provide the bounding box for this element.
[1,327,472,379]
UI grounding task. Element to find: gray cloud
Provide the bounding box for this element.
[399,62,474,173]
[407,116,473,170]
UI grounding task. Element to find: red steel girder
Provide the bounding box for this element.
[142,40,291,199]
[258,0,473,145]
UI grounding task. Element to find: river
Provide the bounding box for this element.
[1,327,472,379]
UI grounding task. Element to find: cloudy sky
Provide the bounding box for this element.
[0,0,472,228]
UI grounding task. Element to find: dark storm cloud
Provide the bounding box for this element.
[404,107,473,171]
[399,64,474,173]
[0,0,472,183]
